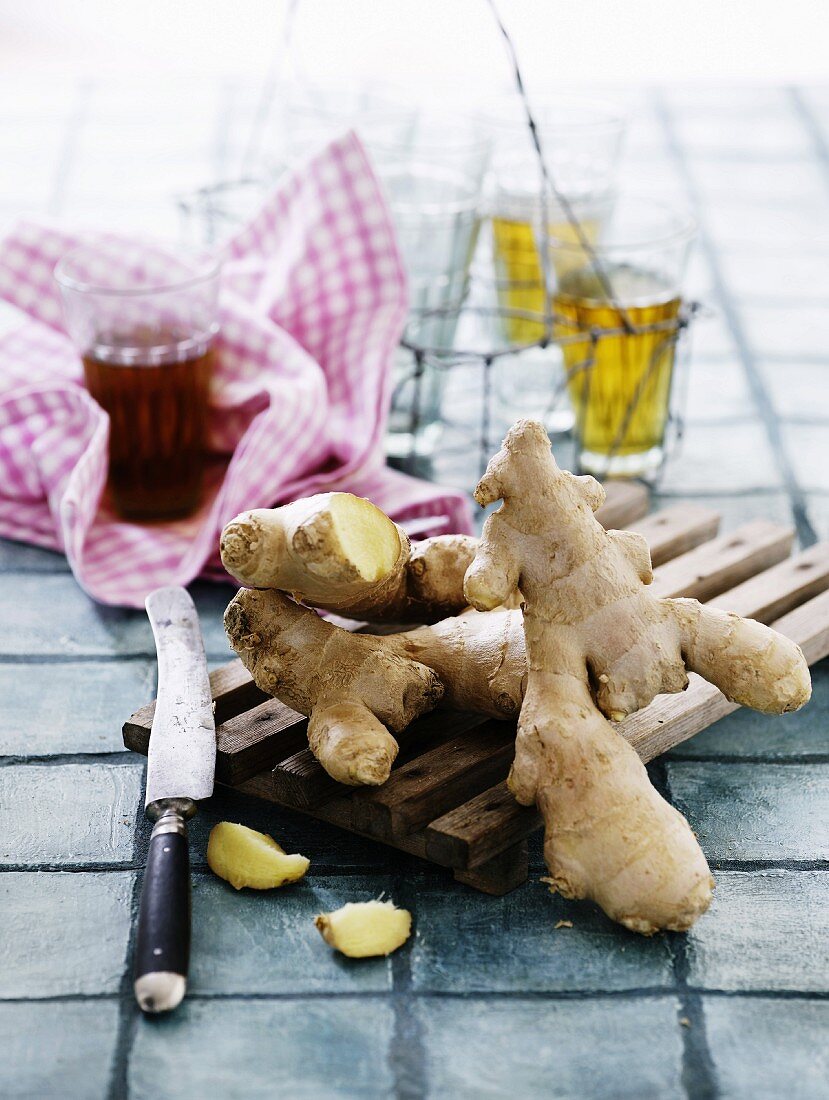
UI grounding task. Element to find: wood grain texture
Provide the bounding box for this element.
[629,504,720,567]
[650,520,793,601]
[594,480,649,530]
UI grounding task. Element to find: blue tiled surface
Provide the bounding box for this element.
[0,78,827,1099]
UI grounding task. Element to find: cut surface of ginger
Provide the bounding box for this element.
[315,899,412,958]
[327,493,401,583]
[207,822,309,890]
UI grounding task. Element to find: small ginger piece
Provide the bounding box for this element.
[207,822,309,890]
[314,900,411,958]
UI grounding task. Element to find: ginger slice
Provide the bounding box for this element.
[314,900,412,958]
[207,822,309,890]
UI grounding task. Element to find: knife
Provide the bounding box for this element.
[134,586,216,1014]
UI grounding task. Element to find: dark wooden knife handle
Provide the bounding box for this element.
[134,807,191,1013]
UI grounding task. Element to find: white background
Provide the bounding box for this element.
[0,0,827,90]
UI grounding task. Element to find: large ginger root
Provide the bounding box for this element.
[463,420,811,934]
[224,590,444,785]
[220,492,476,623]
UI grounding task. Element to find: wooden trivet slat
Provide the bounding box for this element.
[123,496,829,895]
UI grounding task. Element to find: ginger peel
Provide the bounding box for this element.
[207,822,309,890]
[315,900,412,958]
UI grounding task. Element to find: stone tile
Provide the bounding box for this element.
[130,998,396,1099]
[417,996,684,1099]
[669,662,829,759]
[684,359,756,422]
[739,304,829,359]
[667,762,829,861]
[0,871,132,996]
[664,86,789,114]
[687,870,829,992]
[0,538,71,573]
[652,491,793,533]
[705,199,829,249]
[409,877,673,993]
[692,158,828,203]
[659,421,782,493]
[689,311,739,359]
[0,762,142,865]
[679,112,811,159]
[0,1001,119,1100]
[804,492,829,543]
[779,423,829,492]
[758,361,829,420]
[0,574,233,659]
[189,874,394,994]
[721,248,829,301]
[704,997,829,1100]
[0,660,153,755]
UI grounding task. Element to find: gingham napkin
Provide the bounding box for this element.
[0,133,474,607]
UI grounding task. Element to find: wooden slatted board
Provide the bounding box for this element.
[123,481,829,895]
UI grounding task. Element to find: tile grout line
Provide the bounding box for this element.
[389,868,428,1100]
[653,87,817,549]
[653,754,720,1100]
[789,87,829,192]
[3,859,828,877]
[4,988,828,1006]
[105,746,147,1099]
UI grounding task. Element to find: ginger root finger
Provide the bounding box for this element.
[514,673,713,934]
[224,588,443,786]
[673,598,812,714]
[220,492,476,623]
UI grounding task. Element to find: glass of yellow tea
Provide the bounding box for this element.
[548,198,695,478]
[484,98,626,346]
[56,240,220,521]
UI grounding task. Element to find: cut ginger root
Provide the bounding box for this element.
[314,900,412,958]
[207,822,310,890]
[220,491,476,624]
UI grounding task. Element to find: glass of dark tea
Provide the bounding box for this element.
[55,240,220,521]
[547,197,695,478]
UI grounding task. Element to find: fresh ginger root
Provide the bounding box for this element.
[224,590,445,785]
[225,589,526,783]
[220,492,476,623]
[207,822,310,890]
[315,900,412,957]
[463,420,811,934]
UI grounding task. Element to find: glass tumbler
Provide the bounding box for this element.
[56,239,220,521]
[547,197,695,478]
[380,163,484,460]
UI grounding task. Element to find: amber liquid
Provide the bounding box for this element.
[491,215,602,343]
[82,330,213,520]
[553,265,681,462]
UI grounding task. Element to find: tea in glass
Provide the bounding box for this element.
[547,198,694,477]
[56,241,220,520]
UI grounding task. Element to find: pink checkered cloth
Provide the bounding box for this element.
[0,133,474,607]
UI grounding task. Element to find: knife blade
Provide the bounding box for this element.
[134,585,216,1014]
